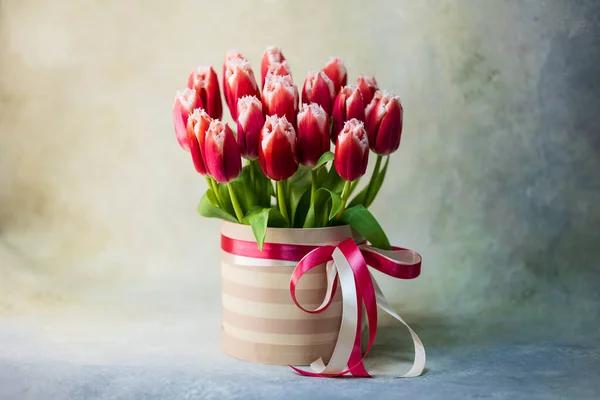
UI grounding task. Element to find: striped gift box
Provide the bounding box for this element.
[220,221,356,365]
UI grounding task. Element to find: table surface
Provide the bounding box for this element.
[1,310,598,400]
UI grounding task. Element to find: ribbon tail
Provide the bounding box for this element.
[371,277,426,377]
[291,247,359,377]
[348,298,370,377]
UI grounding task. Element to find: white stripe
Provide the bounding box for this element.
[222,322,340,345]
[222,263,327,289]
[221,251,299,267]
[222,293,342,320]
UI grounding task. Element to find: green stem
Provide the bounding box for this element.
[276,180,290,226]
[336,181,352,220]
[364,155,383,205]
[310,170,317,205]
[227,183,244,222]
[348,178,360,197]
[206,176,223,208]
[249,159,256,189]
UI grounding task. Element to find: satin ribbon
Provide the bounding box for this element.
[220,234,426,378]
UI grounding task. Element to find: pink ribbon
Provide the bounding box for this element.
[221,235,426,378]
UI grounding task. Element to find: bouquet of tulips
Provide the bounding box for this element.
[173,47,403,249]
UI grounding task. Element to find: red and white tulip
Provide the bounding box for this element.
[296,103,330,167]
[365,91,403,156]
[334,119,369,182]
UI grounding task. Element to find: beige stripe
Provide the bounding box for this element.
[221,220,353,245]
[222,263,327,289]
[222,322,339,345]
[221,329,336,365]
[222,279,329,304]
[222,308,340,334]
[222,293,342,319]
[221,255,328,274]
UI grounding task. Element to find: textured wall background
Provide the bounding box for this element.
[1,0,599,350]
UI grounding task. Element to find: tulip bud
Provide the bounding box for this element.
[173,88,200,150]
[222,50,245,115]
[355,74,379,107]
[331,85,365,143]
[261,46,286,87]
[224,58,260,121]
[236,95,265,160]
[186,108,212,174]
[265,60,292,81]
[365,91,403,155]
[259,115,299,181]
[186,66,223,120]
[301,71,335,116]
[296,103,330,167]
[323,57,347,94]
[262,74,299,128]
[203,120,242,183]
[334,119,369,182]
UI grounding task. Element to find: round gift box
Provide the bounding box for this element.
[219,220,357,365]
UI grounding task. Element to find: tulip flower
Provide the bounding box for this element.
[262,74,299,128]
[323,57,347,94]
[301,71,335,116]
[261,46,286,87]
[222,50,245,114]
[204,120,242,183]
[186,66,222,120]
[334,118,369,182]
[258,115,298,181]
[186,108,212,174]
[224,58,260,121]
[173,88,200,150]
[365,91,403,155]
[331,85,366,143]
[236,95,265,160]
[296,103,330,167]
[265,60,292,81]
[259,115,298,226]
[355,74,379,107]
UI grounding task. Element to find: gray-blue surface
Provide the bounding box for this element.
[1,322,598,400]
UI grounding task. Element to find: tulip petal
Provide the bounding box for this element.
[259,115,299,181]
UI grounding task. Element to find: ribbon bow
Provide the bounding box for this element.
[220,232,425,378]
[289,238,426,378]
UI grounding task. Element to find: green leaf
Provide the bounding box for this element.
[230,172,257,215]
[302,188,342,228]
[217,182,235,215]
[288,165,312,187]
[364,156,390,207]
[322,164,345,193]
[326,189,343,220]
[197,192,238,223]
[287,166,312,226]
[340,205,391,249]
[247,207,287,250]
[250,161,273,207]
[312,151,334,170]
[290,184,310,227]
[293,189,312,227]
[315,166,328,187]
[348,185,368,208]
[205,188,219,207]
[303,204,317,228]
